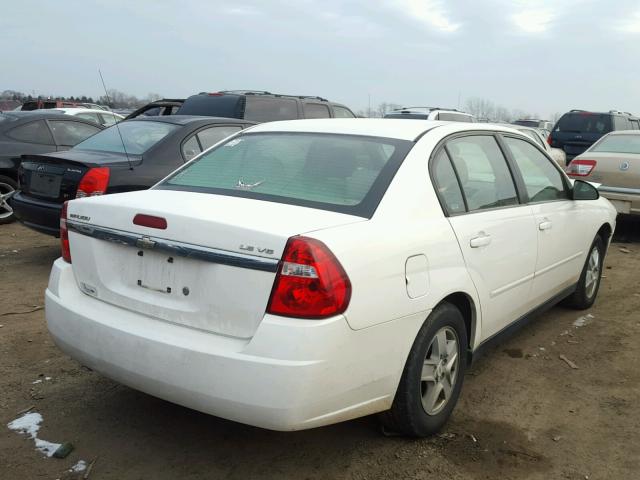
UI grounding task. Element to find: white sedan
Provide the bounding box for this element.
[46,119,616,436]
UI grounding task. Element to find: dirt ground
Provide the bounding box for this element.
[0,220,639,480]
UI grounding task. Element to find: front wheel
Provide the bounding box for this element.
[0,175,17,225]
[563,235,605,310]
[380,302,467,437]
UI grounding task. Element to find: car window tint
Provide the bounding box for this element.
[591,134,640,154]
[332,106,356,118]
[446,136,518,211]
[163,133,410,217]
[182,135,201,161]
[76,112,101,124]
[504,137,567,202]
[73,121,177,154]
[197,125,243,151]
[49,121,101,146]
[6,120,54,144]
[556,113,612,134]
[100,113,117,126]
[438,112,469,122]
[432,149,465,214]
[303,103,331,119]
[244,97,298,122]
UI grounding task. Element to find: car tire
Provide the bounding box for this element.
[0,175,17,225]
[380,302,467,437]
[563,235,605,310]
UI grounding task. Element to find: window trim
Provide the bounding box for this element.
[497,133,572,205]
[428,131,525,217]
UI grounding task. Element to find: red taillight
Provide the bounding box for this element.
[60,201,71,263]
[208,92,224,96]
[547,134,552,146]
[133,214,167,230]
[266,236,351,319]
[76,167,110,198]
[566,159,597,177]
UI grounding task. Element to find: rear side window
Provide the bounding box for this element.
[100,113,118,126]
[613,116,632,130]
[332,106,356,118]
[504,137,567,202]
[160,133,413,217]
[49,120,101,146]
[244,97,298,122]
[431,149,465,214]
[197,125,243,151]
[438,112,471,122]
[76,112,101,124]
[556,113,612,134]
[7,120,54,144]
[303,103,331,119]
[182,135,201,161]
[446,136,518,211]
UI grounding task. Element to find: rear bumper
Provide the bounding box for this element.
[11,191,61,236]
[45,259,426,431]
[598,186,640,215]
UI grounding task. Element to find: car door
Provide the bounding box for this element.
[501,135,588,305]
[438,134,538,339]
[47,120,102,150]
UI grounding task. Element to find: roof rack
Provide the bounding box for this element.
[394,106,463,113]
[218,90,273,96]
[295,95,329,102]
[569,109,587,112]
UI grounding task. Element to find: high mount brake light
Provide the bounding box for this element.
[267,237,351,319]
[76,167,110,198]
[566,159,597,177]
[60,201,71,263]
[133,214,167,230]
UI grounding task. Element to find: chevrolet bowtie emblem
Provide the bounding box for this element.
[136,236,156,249]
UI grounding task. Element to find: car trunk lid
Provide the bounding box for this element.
[19,151,141,203]
[66,190,365,338]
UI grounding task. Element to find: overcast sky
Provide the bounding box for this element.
[2,0,640,117]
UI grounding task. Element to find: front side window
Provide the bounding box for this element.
[446,135,518,211]
[504,136,567,202]
[244,97,298,122]
[160,133,412,217]
[48,120,101,146]
[7,120,54,144]
[431,149,465,214]
[333,106,356,118]
[73,121,178,154]
[303,103,331,119]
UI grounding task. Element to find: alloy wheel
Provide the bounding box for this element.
[420,326,459,416]
[0,182,15,220]
[585,246,600,299]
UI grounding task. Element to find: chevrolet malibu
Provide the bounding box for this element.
[46,119,616,436]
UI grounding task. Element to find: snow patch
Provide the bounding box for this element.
[70,460,87,473]
[7,412,61,457]
[573,314,594,328]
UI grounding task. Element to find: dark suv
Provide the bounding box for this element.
[549,110,640,162]
[176,91,356,121]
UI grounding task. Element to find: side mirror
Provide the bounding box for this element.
[572,180,599,200]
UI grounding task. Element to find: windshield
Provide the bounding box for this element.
[591,134,640,154]
[159,132,413,218]
[73,121,178,154]
[555,113,612,134]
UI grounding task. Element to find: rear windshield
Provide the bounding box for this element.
[158,132,413,218]
[513,120,538,128]
[591,134,640,154]
[176,94,243,118]
[555,113,612,134]
[73,121,178,154]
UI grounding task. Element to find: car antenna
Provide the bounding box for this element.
[98,69,133,170]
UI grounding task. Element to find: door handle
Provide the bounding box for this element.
[538,220,552,231]
[470,233,492,248]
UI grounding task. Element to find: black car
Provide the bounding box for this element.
[124,98,185,120]
[0,112,104,224]
[12,116,253,236]
[548,110,640,163]
[176,90,356,121]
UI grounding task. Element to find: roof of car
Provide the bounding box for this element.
[125,115,250,126]
[51,108,123,116]
[601,130,640,136]
[246,118,523,141]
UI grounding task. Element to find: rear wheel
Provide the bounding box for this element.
[563,235,604,310]
[380,302,467,437]
[0,175,17,225]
